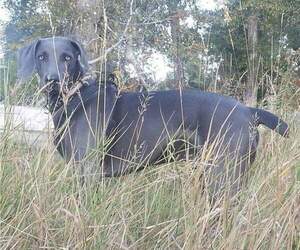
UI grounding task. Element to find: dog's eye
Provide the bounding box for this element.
[64,55,71,62]
[38,55,45,61]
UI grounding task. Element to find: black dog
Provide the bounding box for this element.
[18,37,288,196]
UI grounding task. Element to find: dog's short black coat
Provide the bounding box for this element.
[18,37,288,197]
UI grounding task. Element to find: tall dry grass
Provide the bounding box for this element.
[0,117,299,249]
[0,68,299,250]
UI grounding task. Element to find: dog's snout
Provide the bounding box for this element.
[46,74,59,83]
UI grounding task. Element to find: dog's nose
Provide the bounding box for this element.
[46,74,59,82]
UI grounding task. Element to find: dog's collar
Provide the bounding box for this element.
[45,73,95,113]
[49,81,97,115]
[49,79,117,115]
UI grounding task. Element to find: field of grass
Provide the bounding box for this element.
[0,94,299,249]
[0,58,300,249]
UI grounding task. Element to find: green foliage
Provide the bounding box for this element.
[204,0,300,87]
[2,0,299,96]
[5,0,79,48]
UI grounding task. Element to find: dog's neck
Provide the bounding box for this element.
[47,91,63,113]
[46,85,81,114]
[46,74,94,113]
[46,82,82,113]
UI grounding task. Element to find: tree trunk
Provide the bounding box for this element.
[169,3,184,88]
[245,15,258,105]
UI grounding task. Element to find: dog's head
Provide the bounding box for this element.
[17,37,89,94]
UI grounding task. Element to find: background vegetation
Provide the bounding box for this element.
[0,0,299,249]
[3,0,300,100]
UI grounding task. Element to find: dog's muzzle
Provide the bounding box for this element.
[43,80,60,95]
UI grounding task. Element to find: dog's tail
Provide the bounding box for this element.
[250,108,289,137]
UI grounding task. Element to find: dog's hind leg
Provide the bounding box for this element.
[202,132,255,203]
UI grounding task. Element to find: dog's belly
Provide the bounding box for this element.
[108,124,205,165]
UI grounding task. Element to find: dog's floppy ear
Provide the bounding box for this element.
[69,39,89,74]
[17,40,40,82]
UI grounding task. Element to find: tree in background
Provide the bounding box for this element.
[203,0,300,102]
[5,0,79,51]
[2,0,299,103]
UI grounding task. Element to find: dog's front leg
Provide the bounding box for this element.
[102,155,131,177]
[71,147,101,187]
